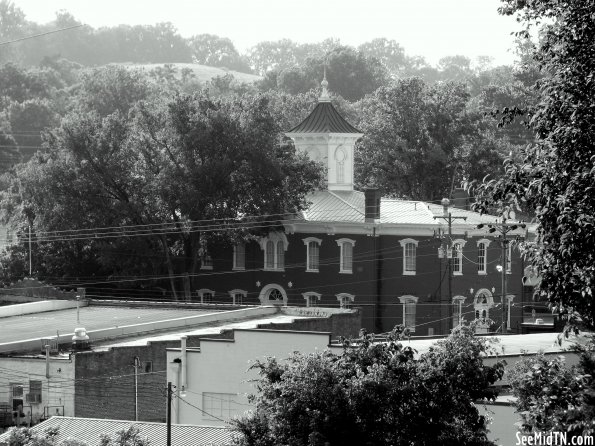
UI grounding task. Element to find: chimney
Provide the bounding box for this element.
[451,188,470,210]
[364,188,382,222]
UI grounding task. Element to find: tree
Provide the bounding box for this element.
[472,0,595,329]
[355,78,488,200]
[0,66,324,296]
[358,38,407,73]
[507,345,595,438]
[189,34,251,72]
[232,324,504,446]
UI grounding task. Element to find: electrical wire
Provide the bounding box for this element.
[0,25,84,46]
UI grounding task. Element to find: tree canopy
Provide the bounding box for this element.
[232,325,504,446]
[472,0,595,330]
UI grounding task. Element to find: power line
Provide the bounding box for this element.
[0,25,84,46]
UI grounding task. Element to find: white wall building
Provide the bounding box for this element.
[166,329,343,426]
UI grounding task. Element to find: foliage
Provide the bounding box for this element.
[232,324,504,446]
[0,66,324,293]
[472,0,595,329]
[507,342,595,437]
[189,34,251,73]
[0,426,149,446]
[99,427,149,446]
[355,78,498,200]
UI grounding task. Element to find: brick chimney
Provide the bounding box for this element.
[364,188,382,222]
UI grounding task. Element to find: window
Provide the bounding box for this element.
[197,288,215,304]
[336,293,355,309]
[477,239,491,275]
[506,243,512,274]
[142,361,153,373]
[336,238,355,273]
[302,291,321,307]
[260,233,288,271]
[202,392,239,421]
[398,295,418,332]
[335,146,346,184]
[26,381,42,404]
[399,238,419,275]
[452,296,466,328]
[451,239,467,275]
[228,289,247,305]
[303,237,322,272]
[473,289,493,334]
[200,248,213,270]
[233,244,245,270]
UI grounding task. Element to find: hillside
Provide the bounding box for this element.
[115,62,262,84]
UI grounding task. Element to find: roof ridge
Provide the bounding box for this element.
[328,190,364,216]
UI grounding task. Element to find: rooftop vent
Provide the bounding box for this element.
[72,327,90,351]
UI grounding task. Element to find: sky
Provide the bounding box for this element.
[11,0,521,67]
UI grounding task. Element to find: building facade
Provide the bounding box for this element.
[186,80,530,336]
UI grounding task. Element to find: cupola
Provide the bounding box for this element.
[285,71,363,191]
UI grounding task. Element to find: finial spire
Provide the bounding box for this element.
[319,65,330,102]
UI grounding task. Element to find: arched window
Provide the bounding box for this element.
[451,239,467,275]
[335,146,346,184]
[303,237,322,272]
[336,238,355,273]
[260,233,288,271]
[452,296,466,327]
[197,288,215,304]
[399,238,418,275]
[228,289,247,305]
[336,293,355,309]
[473,288,493,333]
[258,284,288,306]
[398,295,418,332]
[477,239,491,275]
[302,291,322,308]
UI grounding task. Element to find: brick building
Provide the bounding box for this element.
[191,78,530,335]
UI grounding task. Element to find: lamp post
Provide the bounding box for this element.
[477,215,526,333]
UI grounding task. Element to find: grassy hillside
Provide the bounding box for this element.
[116,62,262,84]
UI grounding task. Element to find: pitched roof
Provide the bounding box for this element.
[286,101,361,134]
[0,417,233,446]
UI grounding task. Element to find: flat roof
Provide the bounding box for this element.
[0,305,221,344]
[96,314,313,349]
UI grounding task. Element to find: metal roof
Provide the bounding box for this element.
[286,101,361,134]
[0,416,233,446]
[299,190,510,227]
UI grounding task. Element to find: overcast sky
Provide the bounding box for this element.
[12,0,520,66]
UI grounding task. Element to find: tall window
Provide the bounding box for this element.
[506,243,512,274]
[233,244,245,270]
[261,233,288,271]
[335,146,346,184]
[452,296,466,328]
[398,295,418,332]
[477,239,491,274]
[451,239,466,275]
[399,238,419,275]
[303,238,322,272]
[27,381,42,404]
[336,238,355,273]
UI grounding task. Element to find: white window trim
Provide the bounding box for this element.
[197,288,215,304]
[260,232,288,271]
[452,295,466,327]
[473,288,494,323]
[303,237,322,272]
[451,239,467,276]
[228,289,247,305]
[232,244,246,271]
[200,253,213,270]
[399,238,419,276]
[476,239,491,275]
[336,238,356,274]
[398,295,418,332]
[336,293,355,309]
[302,291,322,307]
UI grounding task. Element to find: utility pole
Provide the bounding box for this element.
[434,198,467,333]
[477,216,526,332]
[167,381,172,446]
